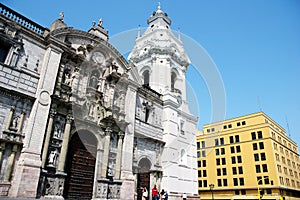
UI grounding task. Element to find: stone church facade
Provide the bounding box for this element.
[0,3,198,200]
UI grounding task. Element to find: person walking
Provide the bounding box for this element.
[142,187,148,200]
[152,185,159,200]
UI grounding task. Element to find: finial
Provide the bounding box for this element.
[59,12,64,21]
[98,18,103,27]
[137,25,141,37]
[178,28,181,41]
[158,2,161,10]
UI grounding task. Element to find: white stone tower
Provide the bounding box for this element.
[129,3,198,197]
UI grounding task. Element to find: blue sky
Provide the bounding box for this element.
[3,0,300,147]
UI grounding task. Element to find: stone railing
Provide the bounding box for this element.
[0,3,45,36]
[135,118,163,141]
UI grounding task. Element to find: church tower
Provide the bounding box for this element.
[129,4,198,198]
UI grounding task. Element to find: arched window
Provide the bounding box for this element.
[171,71,176,90]
[180,149,187,166]
[143,70,150,86]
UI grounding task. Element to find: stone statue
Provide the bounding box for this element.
[11,116,19,129]
[48,150,58,166]
[53,122,61,138]
[98,18,103,26]
[59,12,64,21]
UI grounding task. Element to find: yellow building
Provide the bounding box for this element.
[197,112,300,200]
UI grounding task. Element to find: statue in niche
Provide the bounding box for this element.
[89,71,99,88]
[110,134,118,149]
[115,92,125,111]
[71,67,80,91]
[97,77,106,93]
[107,160,115,177]
[48,150,58,166]
[53,122,62,138]
[89,103,95,117]
[142,101,153,122]
[64,71,73,86]
[11,115,19,129]
[96,105,106,124]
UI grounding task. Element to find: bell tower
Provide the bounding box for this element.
[128,3,190,104]
[129,3,198,197]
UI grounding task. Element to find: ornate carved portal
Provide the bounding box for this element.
[63,131,97,199]
[137,157,151,200]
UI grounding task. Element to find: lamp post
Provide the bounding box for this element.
[209,184,214,200]
[257,177,272,200]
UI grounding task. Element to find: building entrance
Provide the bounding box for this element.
[63,131,97,199]
[137,158,151,200]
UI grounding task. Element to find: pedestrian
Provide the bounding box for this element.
[152,185,159,200]
[182,193,187,200]
[142,187,148,200]
[164,190,168,200]
[160,189,165,200]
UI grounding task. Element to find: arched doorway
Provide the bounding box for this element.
[63,130,97,199]
[137,157,151,200]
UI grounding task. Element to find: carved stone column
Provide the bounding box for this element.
[5,106,15,131]
[16,110,26,134]
[114,131,124,179]
[0,142,6,168]
[101,127,112,177]
[3,144,18,182]
[57,115,73,172]
[41,109,56,168]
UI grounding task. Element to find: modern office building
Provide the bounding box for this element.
[197,112,300,200]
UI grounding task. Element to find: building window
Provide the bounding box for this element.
[231,157,236,164]
[242,121,246,125]
[202,160,206,167]
[203,180,207,187]
[222,168,227,175]
[230,136,234,144]
[202,151,206,157]
[203,170,207,177]
[224,125,227,129]
[241,189,246,195]
[237,156,242,163]
[220,138,224,145]
[259,142,264,149]
[251,132,256,140]
[222,158,226,165]
[215,149,220,156]
[239,178,245,186]
[198,171,202,177]
[198,161,201,168]
[221,148,225,155]
[232,167,237,175]
[257,131,263,139]
[262,164,268,172]
[261,153,266,161]
[233,178,238,186]
[237,122,241,126]
[201,141,206,148]
[0,40,11,63]
[228,124,232,128]
[253,143,258,150]
[256,165,261,173]
[171,71,176,89]
[264,176,270,184]
[215,139,219,146]
[238,166,243,174]
[231,146,235,153]
[197,142,200,149]
[235,135,240,143]
[197,152,201,158]
[216,158,220,165]
[254,153,259,161]
[236,146,241,153]
[198,180,202,187]
[223,179,228,186]
[143,70,150,86]
[257,176,262,185]
[218,179,222,187]
[217,168,221,176]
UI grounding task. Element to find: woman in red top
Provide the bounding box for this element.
[152,185,159,200]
